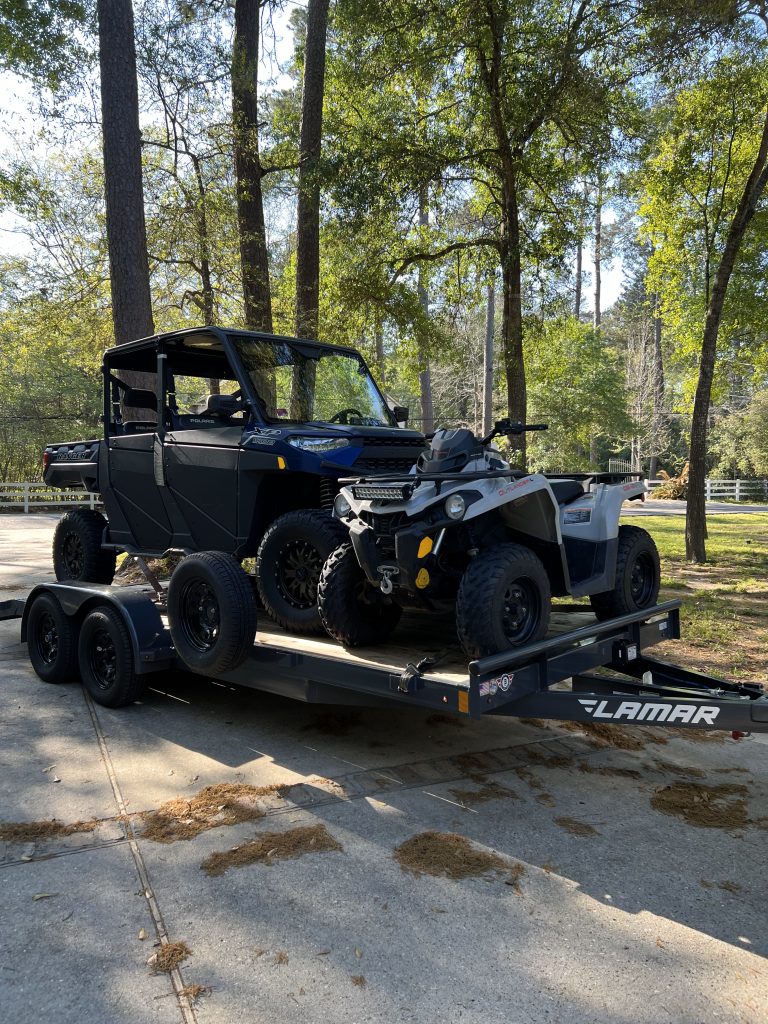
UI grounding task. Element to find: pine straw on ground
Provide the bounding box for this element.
[650,781,750,829]
[141,782,291,843]
[554,816,599,837]
[149,941,191,973]
[559,720,667,751]
[394,831,525,892]
[0,818,99,842]
[201,823,342,877]
[449,780,519,806]
[180,984,211,1002]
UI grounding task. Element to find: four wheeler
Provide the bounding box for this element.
[318,419,660,658]
[42,327,425,667]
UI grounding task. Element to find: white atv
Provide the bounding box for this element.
[318,419,660,658]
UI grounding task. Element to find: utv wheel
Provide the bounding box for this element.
[53,509,116,584]
[318,543,402,647]
[589,525,660,621]
[26,592,78,684]
[78,605,146,707]
[256,510,347,634]
[168,551,257,673]
[456,544,551,660]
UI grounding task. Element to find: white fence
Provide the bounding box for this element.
[646,478,768,501]
[0,482,101,513]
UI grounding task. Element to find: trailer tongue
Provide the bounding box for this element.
[13,584,768,735]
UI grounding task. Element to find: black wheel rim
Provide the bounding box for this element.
[277,540,323,609]
[62,532,84,578]
[180,580,220,651]
[501,577,540,644]
[89,628,117,689]
[36,612,59,665]
[629,552,656,606]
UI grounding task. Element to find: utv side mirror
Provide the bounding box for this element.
[393,406,409,424]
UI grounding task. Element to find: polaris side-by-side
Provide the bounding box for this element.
[42,326,425,661]
[319,419,661,657]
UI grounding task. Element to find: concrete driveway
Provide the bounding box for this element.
[1,514,766,1024]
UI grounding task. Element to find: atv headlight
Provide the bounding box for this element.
[334,493,352,518]
[445,493,466,520]
[287,436,351,454]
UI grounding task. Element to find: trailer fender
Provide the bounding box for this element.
[21,583,172,674]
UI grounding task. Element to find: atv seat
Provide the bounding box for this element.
[549,480,584,505]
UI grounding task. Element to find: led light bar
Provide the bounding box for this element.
[352,483,412,501]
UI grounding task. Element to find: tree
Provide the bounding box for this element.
[97,0,155,348]
[641,40,768,560]
[0,1,84,87]
[295,0,330,340]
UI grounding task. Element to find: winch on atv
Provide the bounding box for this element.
[318,418,660,659]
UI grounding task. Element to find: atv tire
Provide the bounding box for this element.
[78,604,147,707]
[589,525,660,621]
[53,509,116,584]
[256,510,347,634]
[26,591,79,684]
[168,551,257,674]
[318,543,402,647]
[456,543,551,660]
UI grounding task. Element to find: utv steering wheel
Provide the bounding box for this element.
[329,407,364,424]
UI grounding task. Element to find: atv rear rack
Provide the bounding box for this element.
[13,586,768,733]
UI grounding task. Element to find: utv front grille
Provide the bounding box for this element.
[355,456,418,474]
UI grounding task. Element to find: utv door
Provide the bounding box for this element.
[107,429,174,553]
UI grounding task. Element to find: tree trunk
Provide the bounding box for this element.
[295,0,330,340]
[500,175,526,465]
[483,279,495,436]
[574,241,582,320]
[416,188,434,433]
[593,176,602,331]
[374,323,385,386]
[686,107,768,562]
[648,295,664,480]
[97,0,154,347]
[232,0,272,333]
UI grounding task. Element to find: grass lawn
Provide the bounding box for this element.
[628,513,768,684]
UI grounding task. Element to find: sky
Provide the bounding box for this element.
[0,9,625,311]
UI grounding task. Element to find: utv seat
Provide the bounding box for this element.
[121,388,159,434]
[549,480,584,506]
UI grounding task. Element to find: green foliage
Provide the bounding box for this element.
[709,391,768,477]
[0,0,85,87]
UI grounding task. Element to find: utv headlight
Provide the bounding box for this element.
[445,493,466,520]
[334,493,352,518]
[287,436,351,454]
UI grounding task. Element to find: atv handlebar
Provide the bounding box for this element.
[481,419,548,446]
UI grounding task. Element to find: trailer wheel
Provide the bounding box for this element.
[78,605,146,707]
[26,592,79,684]
[590,525,660,621]
[318,543,402,647]
[456,544,551,660]
[256,510,347,634]
[53,509,116,585]
[168,551,257,673]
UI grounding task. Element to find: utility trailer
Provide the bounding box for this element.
[11,583,768,736]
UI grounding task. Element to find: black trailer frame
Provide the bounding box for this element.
[12,584,768,734]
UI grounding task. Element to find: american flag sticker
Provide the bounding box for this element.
[479,681,491,696]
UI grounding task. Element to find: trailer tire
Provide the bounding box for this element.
[590,525,660,621]
[168,551,257,673]
[26,592,79,684]
[318,543,402,647]
[78,605,146,707]
[53,509,116,585]
[456,544,551,660]
[256,510,347,634]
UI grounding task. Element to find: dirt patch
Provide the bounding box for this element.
[141,782,290,843]
[394,830,524,889]
[301,712,361,736]
[201,823,342,877]
[426,714,464,728]
[149,941,191,973]
[650,782,749,829]
[449,781,518,806]
[652,759,706,779]
[577,763,643,779]
[560,720,666,751]
[554,816,599,837]
[0,818,99,843]
[351,975,366,987]
[452,752,493,781]
[526,749,572,768]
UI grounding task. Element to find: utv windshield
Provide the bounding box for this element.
[232,336,393,426]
